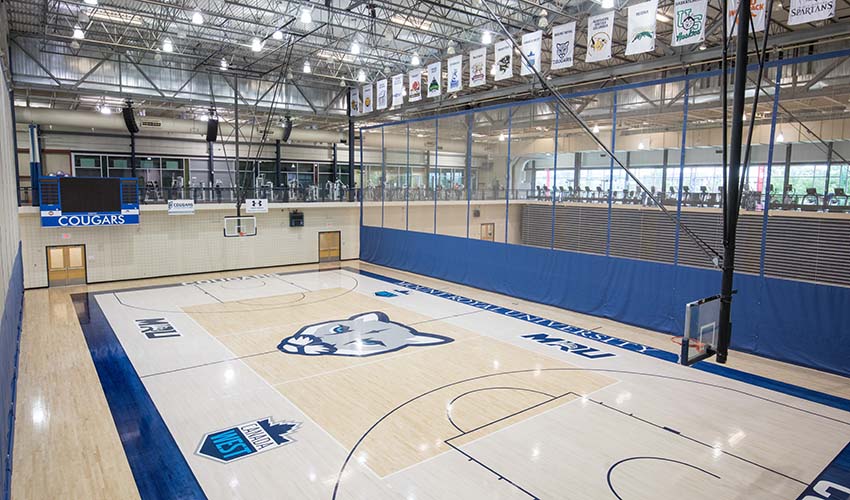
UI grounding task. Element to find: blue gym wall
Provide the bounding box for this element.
[0,246,23,500]
[360,225,850,378]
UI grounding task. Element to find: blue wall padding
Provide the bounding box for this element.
[1,245,24,500]
[360,226,850,378]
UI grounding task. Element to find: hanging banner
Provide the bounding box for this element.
[427,61,442,98]
[408,69,422,102]
[392,74,404,107]
[350,87,360,115]
[788,0,835,24]
[520,30,543,76]
[447,55,463,93]
[672,0,707,46]
[728,0,765,36]
[469,47,487,87]
[586,11,615,63]
[551,22,576,70]
[376,79,388,110]
[362,84,373,113]
[494,40,513,81]
[625,0,658,56]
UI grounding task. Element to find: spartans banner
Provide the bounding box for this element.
[392,74,404,107]
[376,79,388,110]
[551,22,576,70]
[469,47,487,88]
[447,55,463,93]
[520,30,543,76]
[494,40,513,81]
[427,61,442,98]
[788,0,835,24]
[586,11,614,63]
[672,0,707,46]
[625,0,658,56]
[408,69,422,102]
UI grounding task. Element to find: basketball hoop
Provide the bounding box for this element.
[671,335,707,352]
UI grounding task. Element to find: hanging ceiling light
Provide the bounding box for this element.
[162,37,174,53]
[656,12,671,22]
[357,69,366,82]
[100,105,112,115]
[300,6,312,24]
[776,132,785,143]
[83,0,97,5]
[601,0,614,8]
[481,30,492,44]
[592,124,600,134]
[72,25,85,40]
[447,44,456,56]
[638,141,646,150]
[251,37,263,52]
[272,30,283,40]
[351,41,361,55]
[191,10,203,25]
[498,133,506,142]
[70,40,80,49]
[303,60,311,73]
[411,53,420,66]
[220,58,228,70]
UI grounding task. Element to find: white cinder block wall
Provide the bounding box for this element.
[18,204,359,288]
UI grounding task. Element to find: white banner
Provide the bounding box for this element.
[427,61,442,98]
[447,55,463,93]
[625,0,658,56]
[520,30,543,76]
[376,79,388,110]
[551,22,576,70]
[350,88,360,115]
[672,0,707,46]
[167,199,194,215]
[392,74,404,107]
[469,47,487,87]
[586,11,615,63]
[245,199,268,214]
[728,0,765,36]
[408,69,422,102]
[494,40,513,81]
[362,84,373,113]
[788,0,835,24]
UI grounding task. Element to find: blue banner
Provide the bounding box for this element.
[40,210,140,227]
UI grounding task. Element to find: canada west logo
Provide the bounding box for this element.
[277,311,452,357]
[197,417,299,463]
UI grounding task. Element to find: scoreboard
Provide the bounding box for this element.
[39,177,140,227]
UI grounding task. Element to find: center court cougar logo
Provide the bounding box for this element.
[277,311,452,357]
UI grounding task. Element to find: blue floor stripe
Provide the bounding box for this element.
[72,292,207,500]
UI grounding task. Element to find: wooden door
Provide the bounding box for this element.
[47,245,87,286]
[318,231,341,262]
[480,223,495,242]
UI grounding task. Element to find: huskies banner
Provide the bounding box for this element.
[408,69,422,102]
[586,12,614,63]
[362,84,373,113]
[376,79,388,110]
[427,61,442,98]
[447,55,462,93]
[520,30,543,76]
[494,40,513,81]
[788,0,835,24]
[626,0,658,56]
[728,0,765,35]
[350,87,360,115]
[392,74,404,107]
[469,47,487,87]
[672,0,707,46]
[551,22,576,70]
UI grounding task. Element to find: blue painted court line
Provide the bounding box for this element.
[71,293,207,500]
[348,267,850,415]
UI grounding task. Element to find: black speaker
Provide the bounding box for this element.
[206,118,219,143]
[122,107,139,134]
[281,117,292,142]
[289,210,304,227]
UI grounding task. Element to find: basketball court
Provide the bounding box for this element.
[33,264,848,500]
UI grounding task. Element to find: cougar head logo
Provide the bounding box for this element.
[277,312,453,357]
